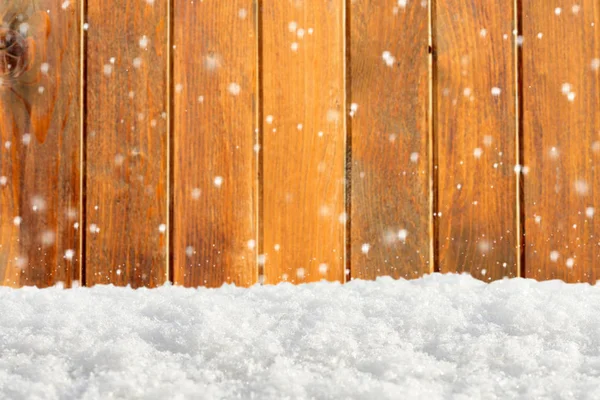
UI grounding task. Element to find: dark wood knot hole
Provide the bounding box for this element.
[0,27,31,84]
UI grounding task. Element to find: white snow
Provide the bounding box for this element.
[2,274,600,399]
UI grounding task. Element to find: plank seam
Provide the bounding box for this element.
[429,0,439,274]
[256,0,264,284]
[344,0,352,284]
[80,0,87,287]
[167,0,174,284]
[515,0,525,279]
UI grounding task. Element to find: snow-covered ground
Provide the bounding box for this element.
[1,274,600,399]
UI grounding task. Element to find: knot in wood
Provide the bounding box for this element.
[0,27,30,85]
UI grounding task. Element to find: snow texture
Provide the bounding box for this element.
[2,274,600,399]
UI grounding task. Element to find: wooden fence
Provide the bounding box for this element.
[0,0,598,288]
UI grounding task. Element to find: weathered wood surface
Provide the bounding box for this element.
[261,0,346,284]
[85,0,168,287]
[0,0,80,287]
[1,0,600,288]
[434,0,519,280]
[522,0,600,282]
[172,1,258,287]
[350,0,431,280]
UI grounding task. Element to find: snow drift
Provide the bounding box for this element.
[1,274,600,399]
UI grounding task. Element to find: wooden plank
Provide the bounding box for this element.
[86,0,167,287]
[434,0,519,280]
[0,1,80,287]
[522,1,600,282]
[350,0,431,280]
[172,1,257,287]
[262,0,346,284]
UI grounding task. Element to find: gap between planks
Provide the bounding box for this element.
[344,0,351,283]
[256,0,264,283]
[429,0,438,274]
[167,0,174,283]
[79,0,87,286]
[515,0,525,279]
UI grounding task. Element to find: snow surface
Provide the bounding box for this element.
[2,274,600,399]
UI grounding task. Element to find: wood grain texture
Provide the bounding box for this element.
[0,1,80,287]
[350,0,430,280]
[262,0,346,284]
[434,0,518,280]
[172,1,257,287]
[522,1,600,282]
[86,0,167,287]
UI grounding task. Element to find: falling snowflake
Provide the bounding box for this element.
[257,254,266,265]
[139,36,149,49]
[64,249,75,261]
[478,240,491,253]
[382,51,395,67]
[318,263,328,275]
[361,243,371,254]
[40,230,56,247]
[185,246,194,257]
[574,180,589,196]
[398,229,408,242]
[228,83,241,96]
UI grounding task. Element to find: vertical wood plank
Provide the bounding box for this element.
[350,0,431,280]
[86,0,167,287]
[262,0,346,284]
[434,0,519,280]
[172,1,257,287]
[0,1,80,287]
[522,1,600,282]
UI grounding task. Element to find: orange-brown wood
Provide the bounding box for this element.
[0,1,80,287]
[172,1,257,287]
[86,0,167,287]
[262,0,346,284]
[522,1,600,282]
[350,0,431,280]
[434,0,519,280]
